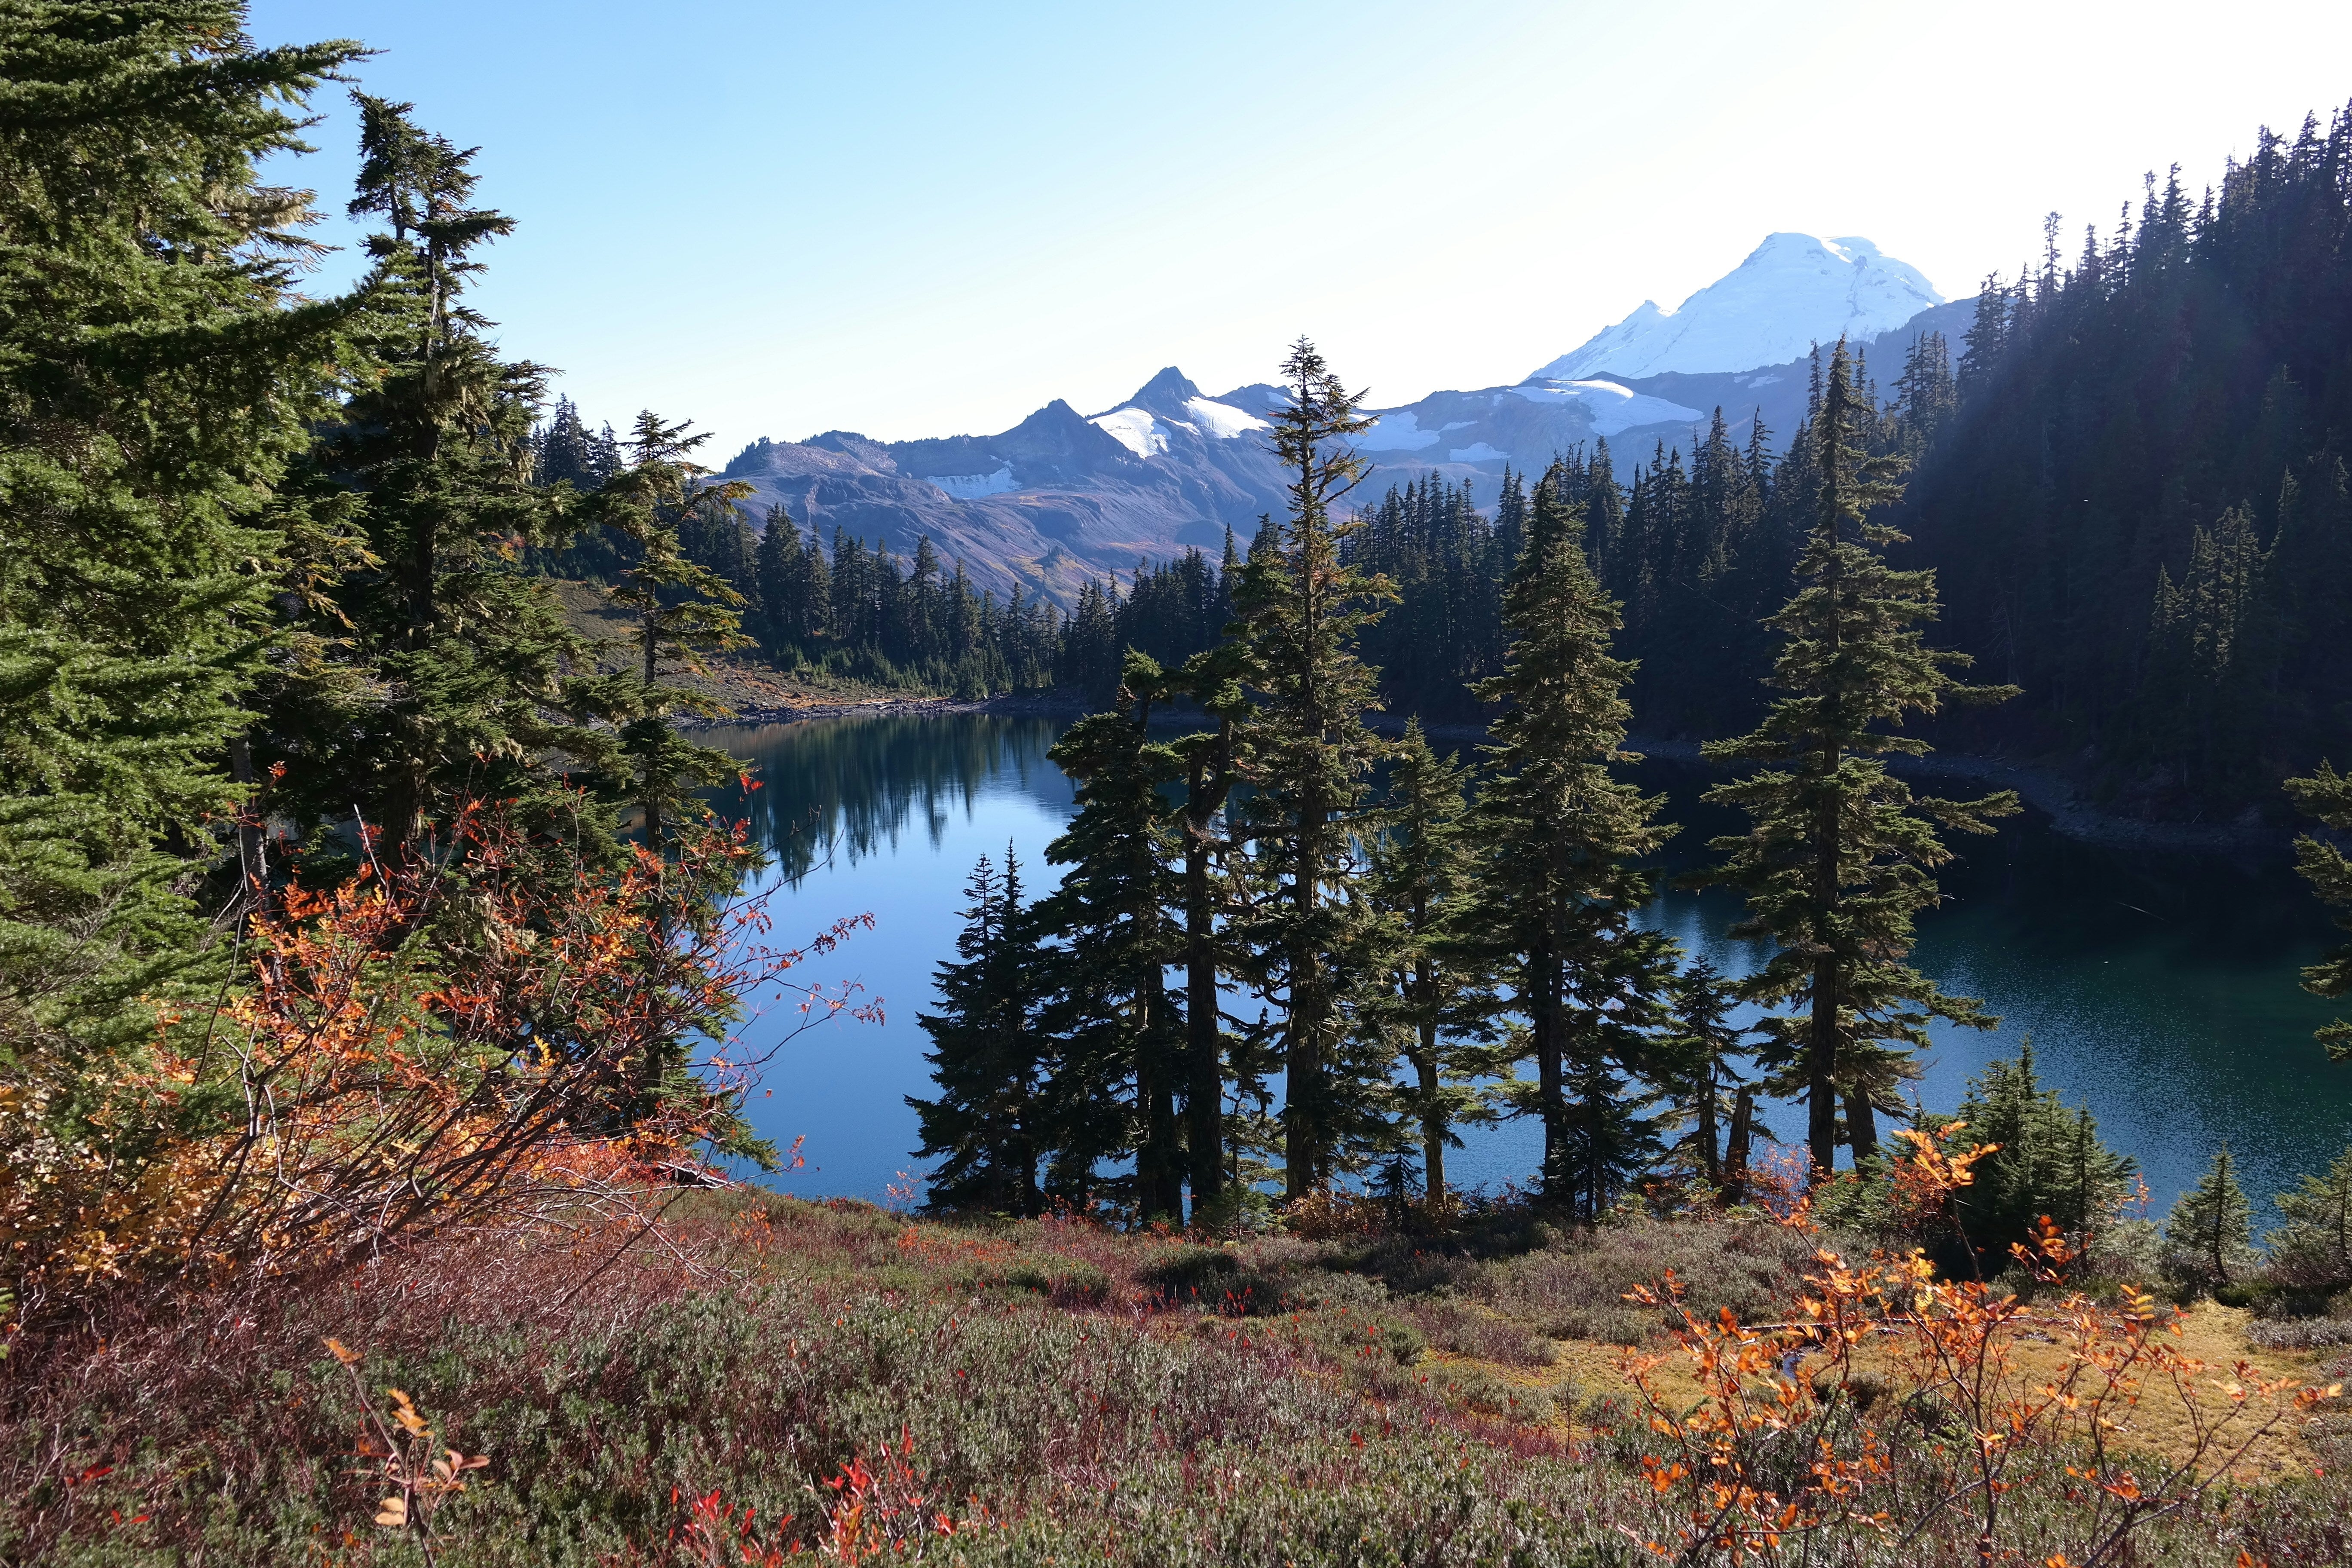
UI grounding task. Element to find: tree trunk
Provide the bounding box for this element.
[1183,741,1231,1217]
[1284,796,1327,1201]
[1138,968,1182,1222]
[1844,1083,1879,1164]
[1532,935,1565,1202]
[1415,957,1445,1200]
[1695,1057,1720,1190]
[1724,1087,1755,1206]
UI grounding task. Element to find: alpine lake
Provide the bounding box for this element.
[700,710,2348,1223]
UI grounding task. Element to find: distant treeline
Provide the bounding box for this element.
[527,105,2352,815]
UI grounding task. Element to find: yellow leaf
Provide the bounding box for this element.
[375,1496,408,1527]
[324,1337,359,1366]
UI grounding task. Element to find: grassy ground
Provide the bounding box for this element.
[5,1196,2348,1565]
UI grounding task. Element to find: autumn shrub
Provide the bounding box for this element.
[0,807,865,1330]
[11,1185,2352,1565]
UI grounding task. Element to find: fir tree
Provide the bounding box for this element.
[1169,644,1250,1214]
[268,92,612,866]
[2266,1144,2352,1293]
[1465,469,1678,1219]
[1231,339,1399,1200]
[2164,1146,2257,1292]
[1038,652,1185,1219]
[0,3,363,1068]
[910,848,1048,1215]
[593,412,756,847]
[1940,1044,2136,1276]
[1367,723,1494,1200]
[1699,342,2020,1177]
[2285,762,2352,1058]
[1656,961,1754,1197]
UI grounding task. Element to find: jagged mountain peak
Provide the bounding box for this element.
[1118,366,1204,416]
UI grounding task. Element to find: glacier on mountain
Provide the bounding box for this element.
[1529,233,1943,382]
[1090,406,1167,459]
[1355,411,1442,451]
[929,467,1017,500]
[1182,396,1268,440]
[1503,380,1704,436]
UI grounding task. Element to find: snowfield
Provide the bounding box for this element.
[1530,233,1943,382]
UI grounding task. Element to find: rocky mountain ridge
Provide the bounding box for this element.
[718,237,1973,604]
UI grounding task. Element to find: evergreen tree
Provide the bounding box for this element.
[271,92,606,857]
[1699,342,2021,1178]
[1465,469,1678,1219]
[1231,339,1399,1200]
[1366,722,1493,1200]
[1656,961,1754,1197]
[1038,653,1185,1219]
[2266,1145,2352,1293]
[593,412,756,847]
[910,848,1048,1215]
[2163,1145,2257,1291]
[1938,1044,2136,1275]
[1169,645,1250,1215]
[0,3,363,1068]
[2285,762,2352,1058]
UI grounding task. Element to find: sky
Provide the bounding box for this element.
[248,0,2352,456]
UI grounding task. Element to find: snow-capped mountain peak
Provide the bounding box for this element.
[1088,368,1269,459]
[1530,232,1943,383]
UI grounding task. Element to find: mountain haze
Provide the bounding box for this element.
[720,235,1964,602]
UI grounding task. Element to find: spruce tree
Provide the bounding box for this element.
[1169,644,1250,1214]
[2164,1146,2257,1292]
[910,848,1048,1214]
[1231,339,1398,1200]
[1367,722,1494,1200]
[1465,469,1678,1219]
[2266,1145,2352,1294]
[2285,762,2352,1058]
[1699,341,2020,1177]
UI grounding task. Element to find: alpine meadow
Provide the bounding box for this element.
[15,4,2352,1565]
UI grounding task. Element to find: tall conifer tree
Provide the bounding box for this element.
[593,412,755,847]
[1699,342,2019,1177]
[1231,339,1397,1200]
[1039,653,1185,1219]
[0,3,363,1066]
[2286,763,2352,1058]
[1465,469,1678,1218]
[1367,722,1492,1199]
[285,94,600,851]
[910,848,1048,1214]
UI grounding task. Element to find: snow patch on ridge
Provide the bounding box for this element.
[928,468,1017,500]
[1354,411,1441,451]
[1449,443,1508,464]
[1090,407,1167,460]
[1183,397,1268,440]
[1505,380,1704,436]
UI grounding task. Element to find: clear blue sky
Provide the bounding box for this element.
[250,0,2352,456]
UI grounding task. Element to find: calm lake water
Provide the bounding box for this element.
[704,712,2348,1222]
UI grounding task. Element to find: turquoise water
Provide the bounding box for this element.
[704,713,2348,1220]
